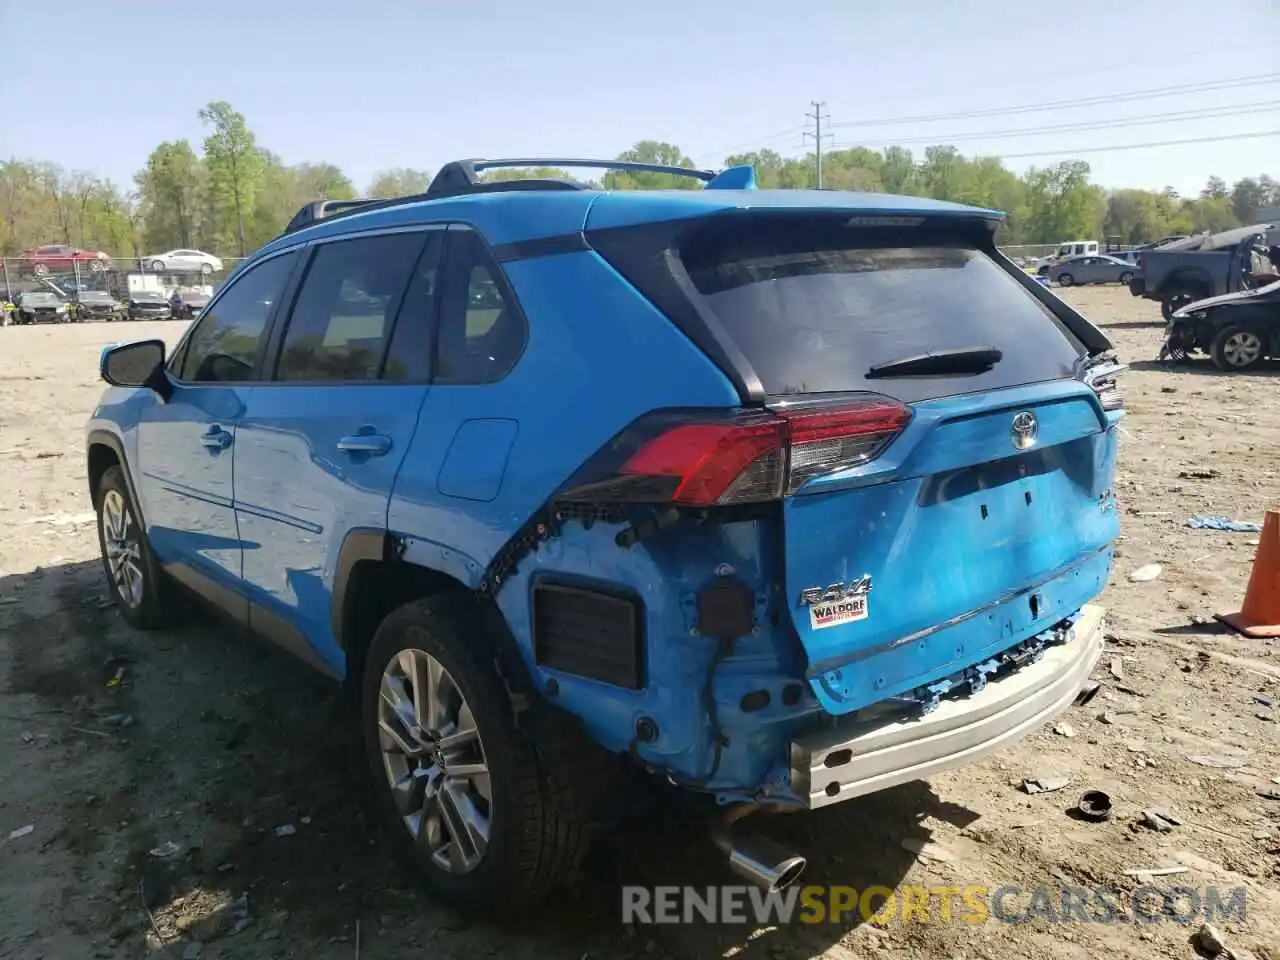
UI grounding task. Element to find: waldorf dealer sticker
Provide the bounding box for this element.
[809,594,869,630]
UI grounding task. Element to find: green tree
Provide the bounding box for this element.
[199,101,264,256]
[1201,176,1228,200]
[367,168,433,198]
[604,141,700,190]
[880,147,919,196]
[292,162,356,202]
[136,140,203,250]
[1024,161,1103,242]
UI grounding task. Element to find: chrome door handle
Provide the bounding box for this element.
[337,434,392,456]
[201,427,232,450]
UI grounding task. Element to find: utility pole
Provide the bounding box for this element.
[803,101,832,189]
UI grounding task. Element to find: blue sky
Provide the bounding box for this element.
[1,1,1275,196]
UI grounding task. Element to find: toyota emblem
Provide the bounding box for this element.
[1010,411,1038,450]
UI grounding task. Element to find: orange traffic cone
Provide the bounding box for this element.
[1216,509,1280,638]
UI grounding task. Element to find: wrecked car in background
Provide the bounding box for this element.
[1130,223,1278,320]
[1160,278,1280,371]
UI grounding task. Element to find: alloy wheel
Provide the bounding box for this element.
[377,648,492,874]
[101,489,145,608]
[1222,331,1263,368]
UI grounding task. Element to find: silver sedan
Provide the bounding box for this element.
[1048,254,1136,287]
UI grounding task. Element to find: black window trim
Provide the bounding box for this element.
[259,224,447,387]
[165,245,307,387]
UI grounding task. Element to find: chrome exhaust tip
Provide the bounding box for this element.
[711,805,808,893]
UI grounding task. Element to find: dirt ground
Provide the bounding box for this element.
[1,286,1278,960]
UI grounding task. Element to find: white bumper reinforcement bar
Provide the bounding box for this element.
[791,604,1105,809]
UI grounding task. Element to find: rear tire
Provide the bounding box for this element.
[1210,325,1265,372]
[361,596,589,908]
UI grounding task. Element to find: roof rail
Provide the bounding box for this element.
[281,157,733,237]
[284,198,389,234]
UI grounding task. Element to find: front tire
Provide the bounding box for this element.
[1118,271,1133,285]
[361,596,588,908]
[94,465,176,629]
[1210,325,1265,372]
[1056,273,1073,286]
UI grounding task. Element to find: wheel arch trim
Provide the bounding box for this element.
[86,429,147,529]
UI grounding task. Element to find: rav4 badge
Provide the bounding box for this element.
[799,576,872,631]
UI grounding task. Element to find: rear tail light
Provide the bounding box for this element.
[558,396,911,507]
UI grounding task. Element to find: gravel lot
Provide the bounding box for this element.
[1,287,1278,960]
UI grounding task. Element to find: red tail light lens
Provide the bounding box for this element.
[780,399,911,495]
[562,397,911,507]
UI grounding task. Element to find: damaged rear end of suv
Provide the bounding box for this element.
[545,192,1124,892]
[85,160,1123,908]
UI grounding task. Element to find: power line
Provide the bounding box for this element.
[825,72,1280,129]
[700,124,808,165]
[828,100,1280,149]
[822,38,1271,119]
[984,129,1279,161]
[696,41,1270,165]
[802,102,832,188]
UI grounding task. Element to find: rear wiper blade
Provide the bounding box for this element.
[866,346,1003,379]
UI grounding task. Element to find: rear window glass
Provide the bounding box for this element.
[679,227,1084,402]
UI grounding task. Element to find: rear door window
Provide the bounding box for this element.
[678,222,1084,403]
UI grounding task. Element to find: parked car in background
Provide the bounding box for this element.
[68,289,124,322]
[1047,254,1135,287]
[13,290,71,323]
[126,291,173,320]
[145,249,223,275]
[173,290,210,319]
[21,244,111,277]
[1161,278,1280,371]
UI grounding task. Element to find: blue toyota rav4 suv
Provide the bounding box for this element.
[86,158,1124,905]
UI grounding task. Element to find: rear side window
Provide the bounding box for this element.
[679,224,1084,402]
[434,230,526,385]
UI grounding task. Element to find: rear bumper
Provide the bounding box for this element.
[790,603,1104,809]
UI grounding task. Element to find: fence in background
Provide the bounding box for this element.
[0,256,247,303]
[1000,244,1060,261]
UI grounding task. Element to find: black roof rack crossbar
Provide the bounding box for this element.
[284,198,393,234]
[281,157,719,237]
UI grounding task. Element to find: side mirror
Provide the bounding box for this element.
[100,340,170,398]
